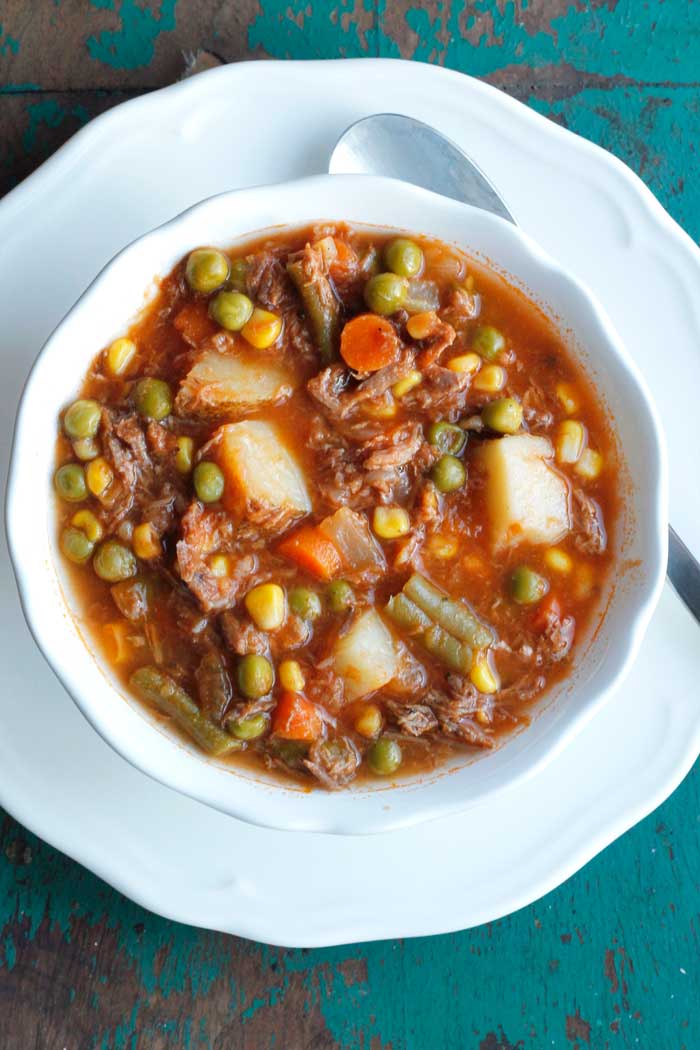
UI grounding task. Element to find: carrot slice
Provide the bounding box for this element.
[277,525,342,580]
[272,691,324,741]
[340,314,400,372]
[173,300,218,346]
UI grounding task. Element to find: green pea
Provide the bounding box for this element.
[72,437,100,461]
[364,272,408,315]
[209,290,254,331]
[54,463,87,503]
[472,325,505,361]
[63,399,101,440]
[229,712,269,741]
[367,736,402,776]
[193,461,225,503]
[510,565,548,605]
[237,654,274,700]
[430,454,466,493]
[288,586,323,622]
[326,580,354,614]
[60,526,95,564]
[384,238,424,278]
[426,420,467,456]
[93,540,137,583]
[185,248,230,293]
[228,258,249,293]
[482,397,523,435]
[133,378,172,421]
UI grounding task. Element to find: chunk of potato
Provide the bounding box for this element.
[176,348,294,416]
[333,609,399,701]
[478,434,570,549]
[203,421,311,530]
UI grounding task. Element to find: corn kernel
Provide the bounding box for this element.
[354,702,383,738]
[544,547,573,574]
[392,370,423,398]
[373,506,411,539]
[241,308,283,349]
[244,582,286,631]
[71,510,103,543]
[447,352,482,375]
[175,435,194,474]
[556,382,579,415]
[427,533,458,559]
[555,420,586,465]
[574,564,595,600]
[465,274,476,293]
[364,397,398,419]
[133,522,161,560]
[85,456,113,497]
[473,365,506,393]
[406,311,438,340]
[470,650,499,694]
[208,554,232,578]
[106,337,137,377]
[575,448,603,480]
[475,707,491,725]
[279,659,305,692]
[103,622,133,663]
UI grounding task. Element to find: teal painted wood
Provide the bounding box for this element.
[0,2,699,1047]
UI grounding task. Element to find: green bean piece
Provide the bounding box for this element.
[403,573,495,648]
[130,666,242,756]
[384,593,432,635]
[193,461,225,503]
[472,325,505,361]
[326,579,354,614]
[426,421,467,456]
[422,623,473,674]
[195,649,233,723]
[209,290,254,331]
[60,527,95,564]
[185,248,230,294]
[64,399,101,440]
[237,654,274,700]
[287,258,340,363]
[93,540,137,583]
[227,712,269,741]
[72,437,100,461]
[482,397,523,435]
[54,463,87,503]
[133,378,172,421]
[364,272,408,315]
[267,737,310,769]
[288,586,323,622]
[430,454,466,493]
[367,737,402,776]
[384,238,424,278]
[510,566,548,605]
[228,258,249,292]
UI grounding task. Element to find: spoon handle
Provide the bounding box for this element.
[667,525,700,621]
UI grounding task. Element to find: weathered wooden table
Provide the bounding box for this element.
[2,4,698,1047]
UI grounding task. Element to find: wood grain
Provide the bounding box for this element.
[0,1,698,1046]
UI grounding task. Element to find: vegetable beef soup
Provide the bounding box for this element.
[54,224,617,789]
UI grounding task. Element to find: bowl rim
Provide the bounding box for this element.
[5,173,668,834]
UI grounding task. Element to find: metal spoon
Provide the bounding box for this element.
[329,112,700,624]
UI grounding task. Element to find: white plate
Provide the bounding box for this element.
[1,59,698,946]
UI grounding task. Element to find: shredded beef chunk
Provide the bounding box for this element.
[572,487,607,554]
[304,737,360,789]
[176,502,259,613]
[56,223,615,789]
